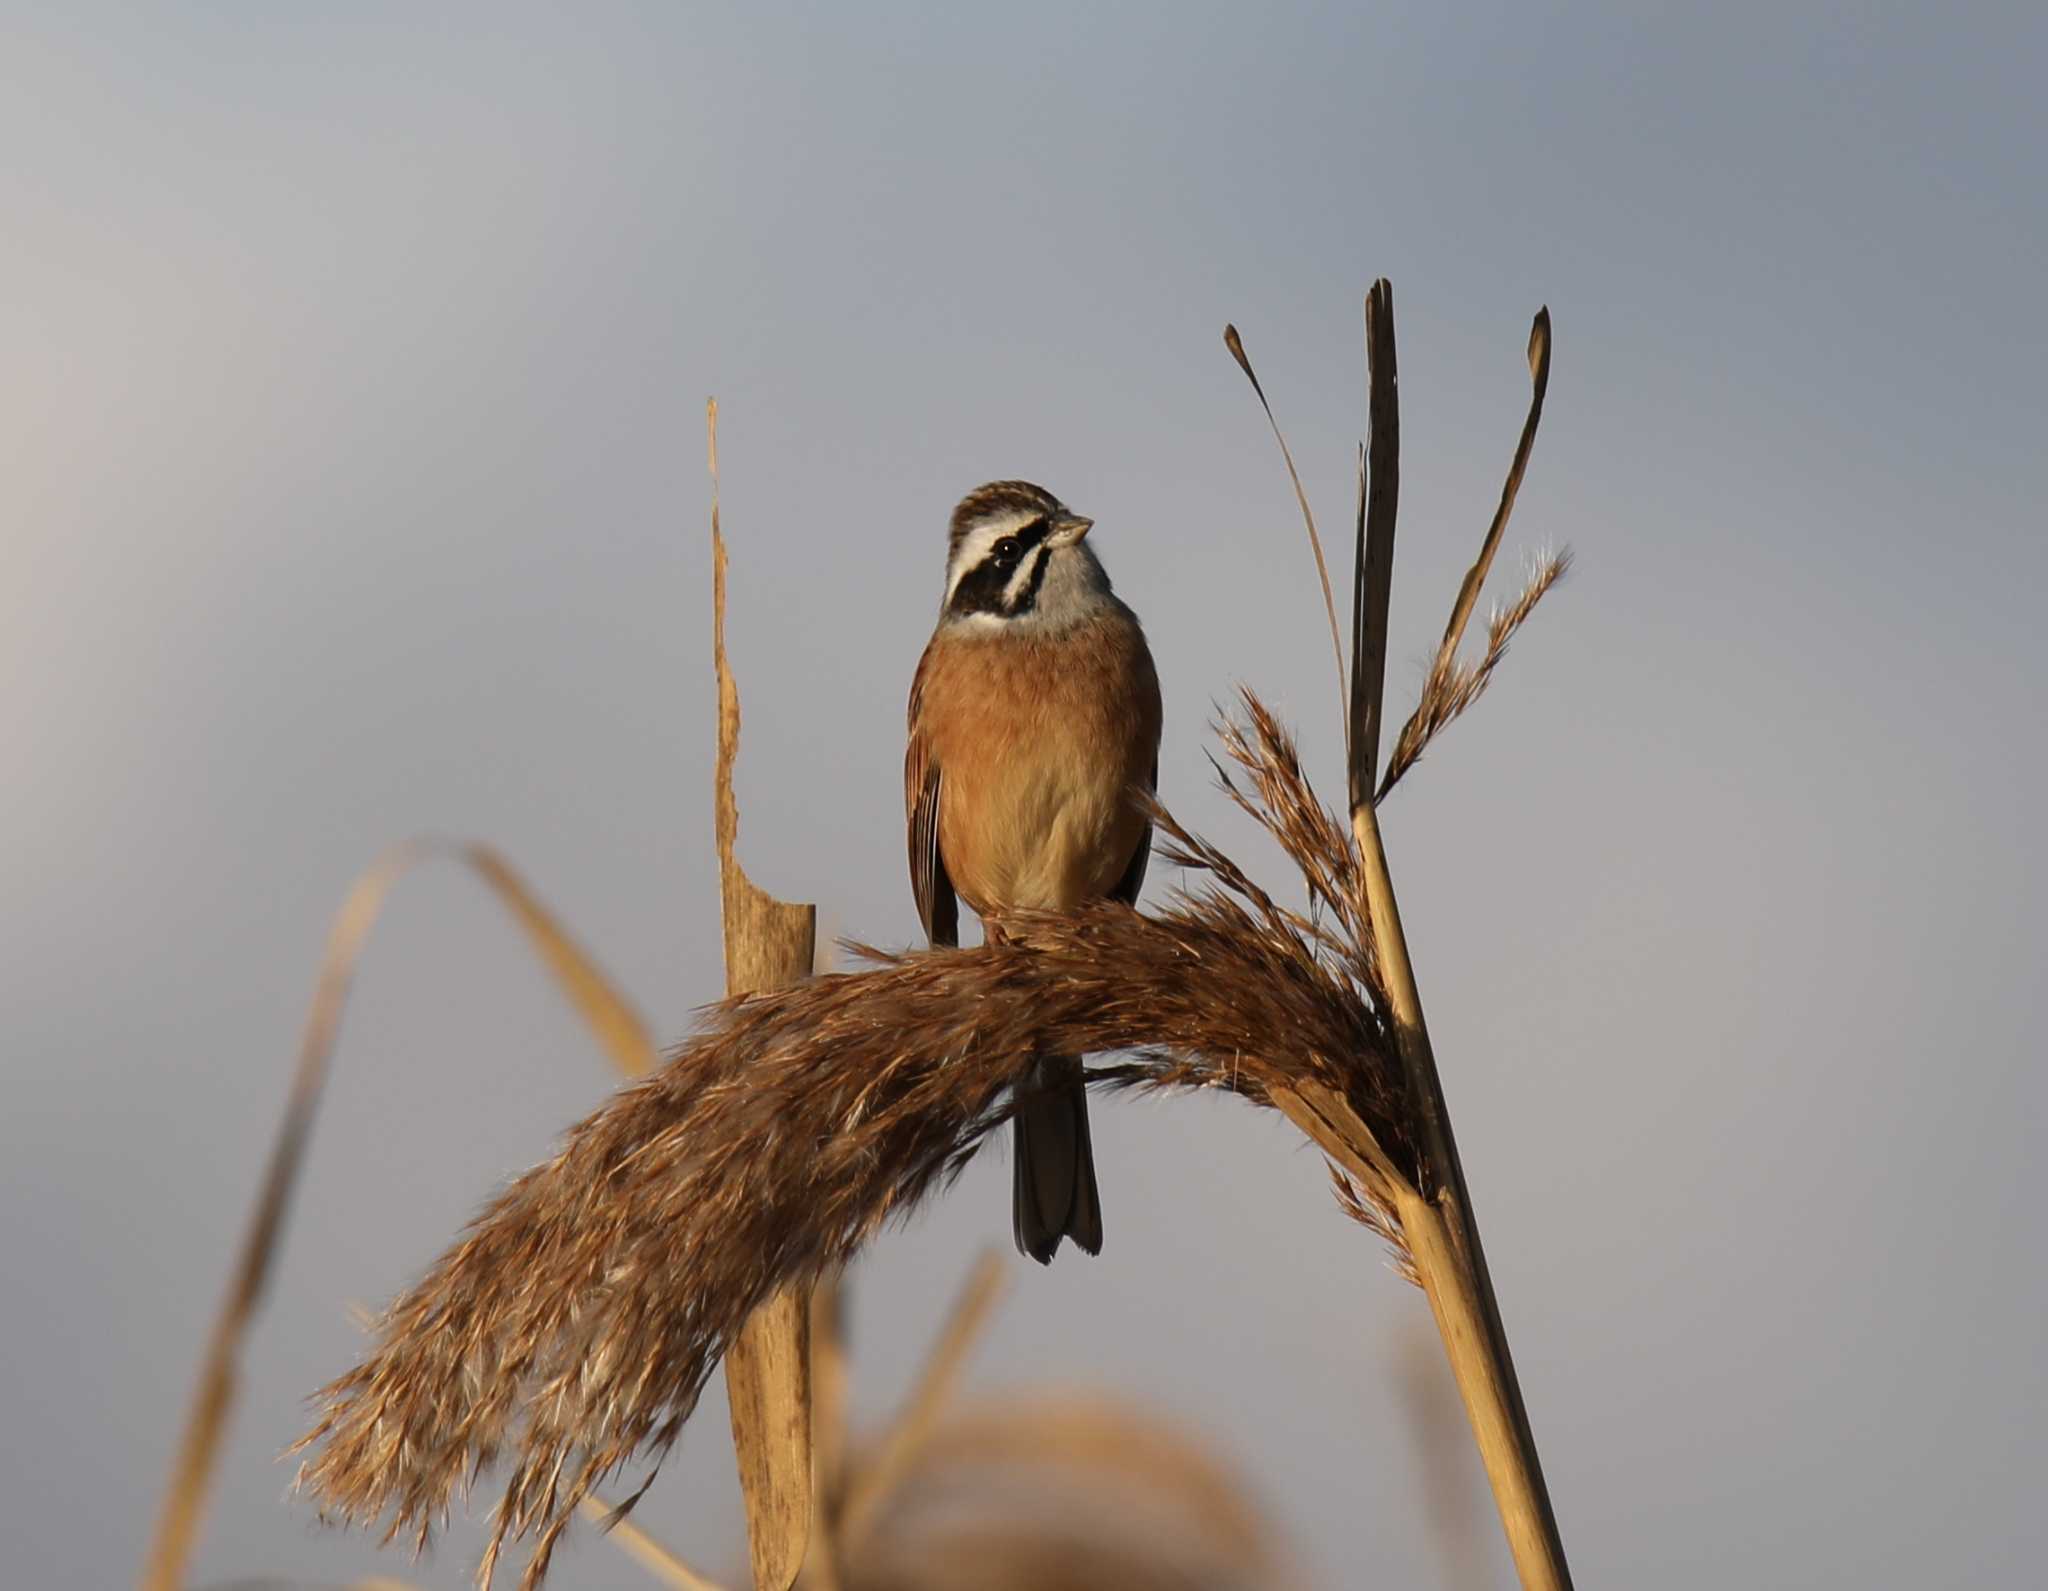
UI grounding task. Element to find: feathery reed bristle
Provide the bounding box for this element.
[291,695,1412,1589]
[1378,548,1571,800]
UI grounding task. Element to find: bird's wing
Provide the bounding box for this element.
[1107,756,1159,908]
[905,646,959,948]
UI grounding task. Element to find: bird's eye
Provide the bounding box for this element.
[992,537,1020,565]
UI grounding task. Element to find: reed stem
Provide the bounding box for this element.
[1352,798,1570,1590]
[710,399,821,1591]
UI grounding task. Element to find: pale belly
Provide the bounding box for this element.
[943,747,1144,913]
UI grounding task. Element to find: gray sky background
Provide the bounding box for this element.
[5,3,2044,1587]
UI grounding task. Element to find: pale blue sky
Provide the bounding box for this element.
[5,4,2044,1587]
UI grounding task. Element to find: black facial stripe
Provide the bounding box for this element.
[943,518,1054,619]
[945,558,1010,617]
[1004,517,1051,556]
[945,538,1052,620]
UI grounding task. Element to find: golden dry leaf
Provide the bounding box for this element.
[143,839,654,1591]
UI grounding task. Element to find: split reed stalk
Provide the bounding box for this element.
[709,399,821,1591]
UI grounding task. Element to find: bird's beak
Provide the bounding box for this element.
[1053,513,1095,544]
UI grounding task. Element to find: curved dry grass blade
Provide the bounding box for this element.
[1379,308,1553,804]
[143,842,417,1591]
[1426,309,1552,690]
[1377,550,1571,799]
[579,1496,731,1591]
[839,1251,1009,1550]
[142,842,657,1591]
[291,699,1414,1590]
[1349,280,1400,809]
[463,844,662,1079]
[710,397,820,1591]
[1223,324,1349,734]
[842,1393,1304,1591]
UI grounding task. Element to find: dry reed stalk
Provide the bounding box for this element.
[1227,283,1571,1588]
[290,695,1417,1588]
[705,400,822,1591]
[141,840,657,1591]
[802,1277,849,1591]
[578,1495,730,1591]
[1394,1323,1494,1591]
[1354,285,1568,1590]
[836,1251,1009,1551]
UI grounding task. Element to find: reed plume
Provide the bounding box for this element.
[1377,548,1571,801]
[292,693,1415,1590]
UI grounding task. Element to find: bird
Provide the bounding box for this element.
[904,479,1163,1263]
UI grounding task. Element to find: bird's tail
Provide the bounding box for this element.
[1012,1053,1103,1264]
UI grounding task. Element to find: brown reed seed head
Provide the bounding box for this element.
[291,691,1414,1589]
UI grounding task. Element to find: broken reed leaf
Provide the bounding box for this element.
[1350,279,1401,809]
[1421,308,1554,694]
[140,841,655,1591]
[1376,549,1571,801]
[708,395,820,1591]
[710,397,820,1009]
[291,694,1413,1591]
[839,1251,1009,1551]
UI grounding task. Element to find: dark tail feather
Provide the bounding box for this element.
[1011,1055,1103,1264]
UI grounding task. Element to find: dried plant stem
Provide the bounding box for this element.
[580,1496,731,1591]
[723,1289,814,1591]
[141,841,655,1591]
[1352,800,1568,1590]
[1344,280,1568,1589]
[802,1278,849,1591]
[1349,285,1400,810]
[710,399,821,1591]
[838,1251,1008,1551]
[1424,310,1551,696]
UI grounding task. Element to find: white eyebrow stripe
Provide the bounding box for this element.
[1002,545,1047,608]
